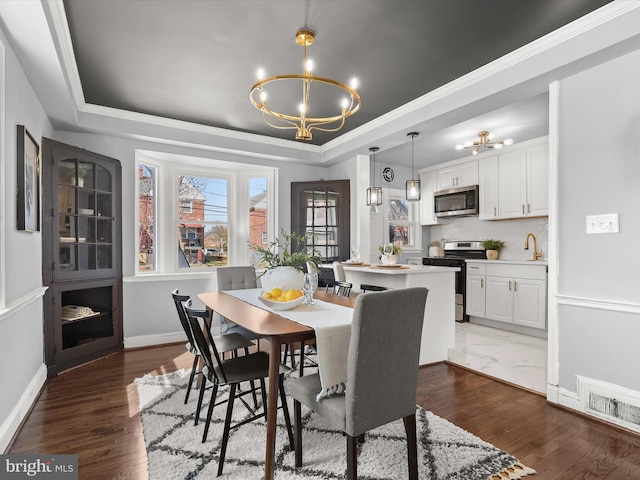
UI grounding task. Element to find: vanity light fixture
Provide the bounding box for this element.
[405,132,421,201]
[455,130,513,155]
[366,147,382,206]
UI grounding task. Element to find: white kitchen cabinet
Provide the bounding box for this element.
[436,160,478,191]
[484,263,547,329]
[465,263,486,317]
[478,156,499,220]
[420,170,439,225]
[498,142,548,219]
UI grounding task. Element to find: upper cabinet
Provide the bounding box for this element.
[420,171,439,226]
[477,138,549,221]
[436,160,478,190]
[497,140,549,219]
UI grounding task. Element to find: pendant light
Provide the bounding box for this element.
[366,147,382,206]
[405,132,421,201]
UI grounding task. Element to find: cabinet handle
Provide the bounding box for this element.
[528,203,531,213]
[521,204,525,214]
[469,266,479,269]
[509,280,512,291]
[514,281,517,291]
[494,207,497,216]
[480,278,484,288]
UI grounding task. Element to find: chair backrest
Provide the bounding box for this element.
[306,261,318,274]
[217,266,257,291]
[331,281,352,297]
[171,289,197,348]
[332,261,346,282]
[345,287,428,435]
[184,300,227,384]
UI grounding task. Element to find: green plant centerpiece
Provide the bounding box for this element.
[482,238,505,260]
[249,229,322,290]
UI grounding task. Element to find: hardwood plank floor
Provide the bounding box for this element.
[8,344,640,479]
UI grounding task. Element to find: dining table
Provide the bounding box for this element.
[198,289,356,480]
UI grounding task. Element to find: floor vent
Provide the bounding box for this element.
[578,376,640,433]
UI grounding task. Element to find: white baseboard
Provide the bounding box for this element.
[124,331,186,349]
[0,363,47,453]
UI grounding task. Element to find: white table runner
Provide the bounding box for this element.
[223,288,352,397]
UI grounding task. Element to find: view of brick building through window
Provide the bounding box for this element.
[138,167,268,271]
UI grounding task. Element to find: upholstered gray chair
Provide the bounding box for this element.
[215,266,262,343]
[289,287,428,480]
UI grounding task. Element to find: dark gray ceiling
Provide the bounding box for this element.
[63,0,612,147]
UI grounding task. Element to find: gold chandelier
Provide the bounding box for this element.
[455,130,513,155]
[249,29,361,141]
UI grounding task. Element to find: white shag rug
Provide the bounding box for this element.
[135,369,536,480]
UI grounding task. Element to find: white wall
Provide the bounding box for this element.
[556,47,640,393]
[0,27,55,451]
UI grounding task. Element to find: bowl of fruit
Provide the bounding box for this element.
[258,287,306,311]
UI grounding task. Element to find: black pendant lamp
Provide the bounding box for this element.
[366,147,382,206]
[405,132,421,201]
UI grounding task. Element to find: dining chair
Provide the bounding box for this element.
[171,289,254,408]
[289,287,428,480]
[331,281,353,297]
[184,301,294,476]
[216,266,262,346]
[332,261,346,282]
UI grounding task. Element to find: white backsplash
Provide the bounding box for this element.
[428,216,549,261]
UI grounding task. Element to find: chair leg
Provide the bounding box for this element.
[346,434,358,480]
[195,375,208,426]
[185,354,199,404]
[403,413,418,480]
[294,400,303,468]
[259,378,268,417]
[245,347,259,409]
[218,384,237,477]
[278,374,294,450]
[202,384,219,443]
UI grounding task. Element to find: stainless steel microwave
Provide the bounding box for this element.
[434,185,479,218]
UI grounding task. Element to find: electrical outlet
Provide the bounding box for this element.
[586,213,619,234]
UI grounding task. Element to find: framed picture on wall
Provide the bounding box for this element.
[17,125,40,231]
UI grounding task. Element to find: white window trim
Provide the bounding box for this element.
[0,40,6,310]
[385,188,422,254]
[134,151,276,275]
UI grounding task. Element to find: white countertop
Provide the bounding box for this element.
[341,264,459,274]
[465,259,548,266]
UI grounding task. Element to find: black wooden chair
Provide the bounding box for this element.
[184,301,294,476]
[360,284,388,293]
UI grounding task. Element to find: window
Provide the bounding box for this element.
[386,189,421,252]
[138,164,156,272]
[178,175,228,268]
[136,152,275,274]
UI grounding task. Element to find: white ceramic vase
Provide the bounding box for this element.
[260,266,304,291]
[381,253,397,265]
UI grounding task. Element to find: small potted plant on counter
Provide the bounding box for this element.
[482,239,505,260]
[378,243,402,265]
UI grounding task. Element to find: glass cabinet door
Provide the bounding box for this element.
[55,156,116,279]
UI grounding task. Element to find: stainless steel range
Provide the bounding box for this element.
[423,241,486,322]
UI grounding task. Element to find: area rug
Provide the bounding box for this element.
[135,369,536,479]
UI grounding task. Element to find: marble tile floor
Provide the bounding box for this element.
[447,322,548,394]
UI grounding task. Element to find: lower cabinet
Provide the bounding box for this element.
[466,261,547,330]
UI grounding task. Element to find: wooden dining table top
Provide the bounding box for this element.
[197,289,357,337]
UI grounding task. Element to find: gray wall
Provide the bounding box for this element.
[557,47,640,392]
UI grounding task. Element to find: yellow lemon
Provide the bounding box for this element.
[270,287,282,298]
[288,289,303,301]
[263,292,273,300]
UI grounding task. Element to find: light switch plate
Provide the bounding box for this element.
[586,213,619,234]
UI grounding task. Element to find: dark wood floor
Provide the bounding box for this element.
[8,343,640,479]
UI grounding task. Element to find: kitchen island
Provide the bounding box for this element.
[342,264,458,365]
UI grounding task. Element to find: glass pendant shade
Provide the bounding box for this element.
[406,179,421,201]
[406,132,421,201]
[367,186,382,206]
[366,146,382,206]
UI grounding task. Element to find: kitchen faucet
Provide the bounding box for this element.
[524,233,543,261]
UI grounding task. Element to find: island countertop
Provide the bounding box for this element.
[341,264,460,274]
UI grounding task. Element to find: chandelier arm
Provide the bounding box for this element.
[261,107,302,131]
